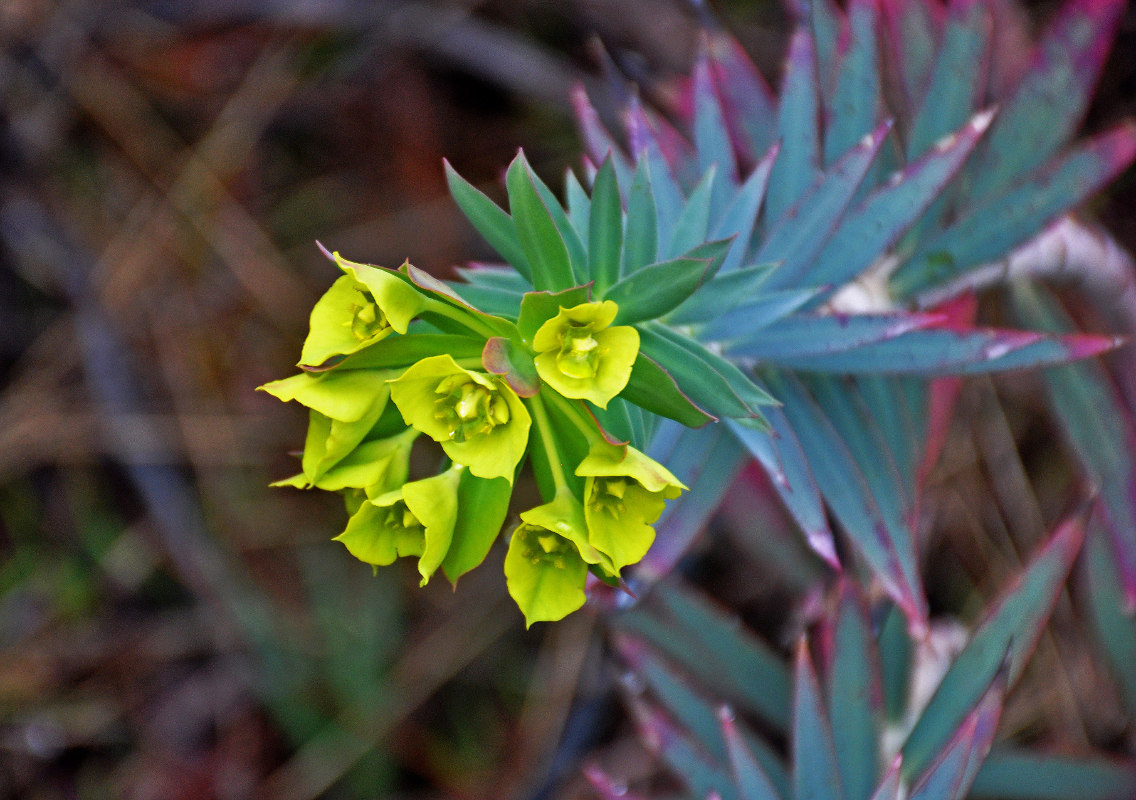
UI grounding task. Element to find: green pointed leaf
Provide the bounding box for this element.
[766,30,821,224]
[892,123,1136,296]
[442,471,512,583]
[971,747,1136,800]
[967,0,1127,204]
[564,167,591,249]
[449,282,524,318]
[825,0,882,166]
[759,120,891,290]
[829,584,883,800]
[314,333,486,372]
[621,352,716,428]
[720,707,785,800]
[605,257,715,325]
[615,581,791,731]
[527,160,589,285]
[901,508,1089,779]
[666,262,779,325]
[454,263,531,293]
[445,160,531,282]
[640,322,774,424]
[589,156,623,295]
[622,157,658,275]
[793,639,846,800]
[506,152,576,292]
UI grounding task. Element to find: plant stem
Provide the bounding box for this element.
[423,298,500,339]
[528,393,570,491]
[544,390,602,444]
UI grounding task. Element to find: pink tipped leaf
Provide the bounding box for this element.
[793,638,847,800]
[809,107,994,294]
[824,0,884,167]
[570,85,634,189]
[880,0,945,118]
[967,0,1128,204]
[765,370,929,632]
[759,120,893,290]
[711,143,779,273]
[615,581,792,730]
[868,756,904,800]
[906,0,991,160]
[893,121,1136,297]
[719,706,785,800]
[900,506,1089,779]
[1010,282,1136,607]
[825,581,885,800]
[722,310,943,361]
[583,764,649,800]
[766,29,822,223]
[906,661,1006,800]
[707,32,779,158]
[728,414,840,570]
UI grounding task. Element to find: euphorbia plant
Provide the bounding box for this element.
[264,0,1136,795]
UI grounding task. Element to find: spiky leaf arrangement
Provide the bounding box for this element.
[565,0,1134,632]
[601,510,1136,800]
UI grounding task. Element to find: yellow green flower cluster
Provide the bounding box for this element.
[261,252,685,625]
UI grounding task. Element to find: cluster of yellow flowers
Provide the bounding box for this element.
[261,253,684,625]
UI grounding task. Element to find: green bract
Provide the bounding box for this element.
[532,301,639,408]
[576,441,686,572]
[334,466,461,585]
[299,255,426,367]
[259,369,397,482]
[504,492,597,626]
[271,427,418,497]
[389,354,530,483]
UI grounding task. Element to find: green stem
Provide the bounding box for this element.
[544,391,604,445]
[423,298,499,340]
[527,393,570,492]
[453,357,486,371]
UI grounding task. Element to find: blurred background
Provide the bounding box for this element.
[0,1,1133,799]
